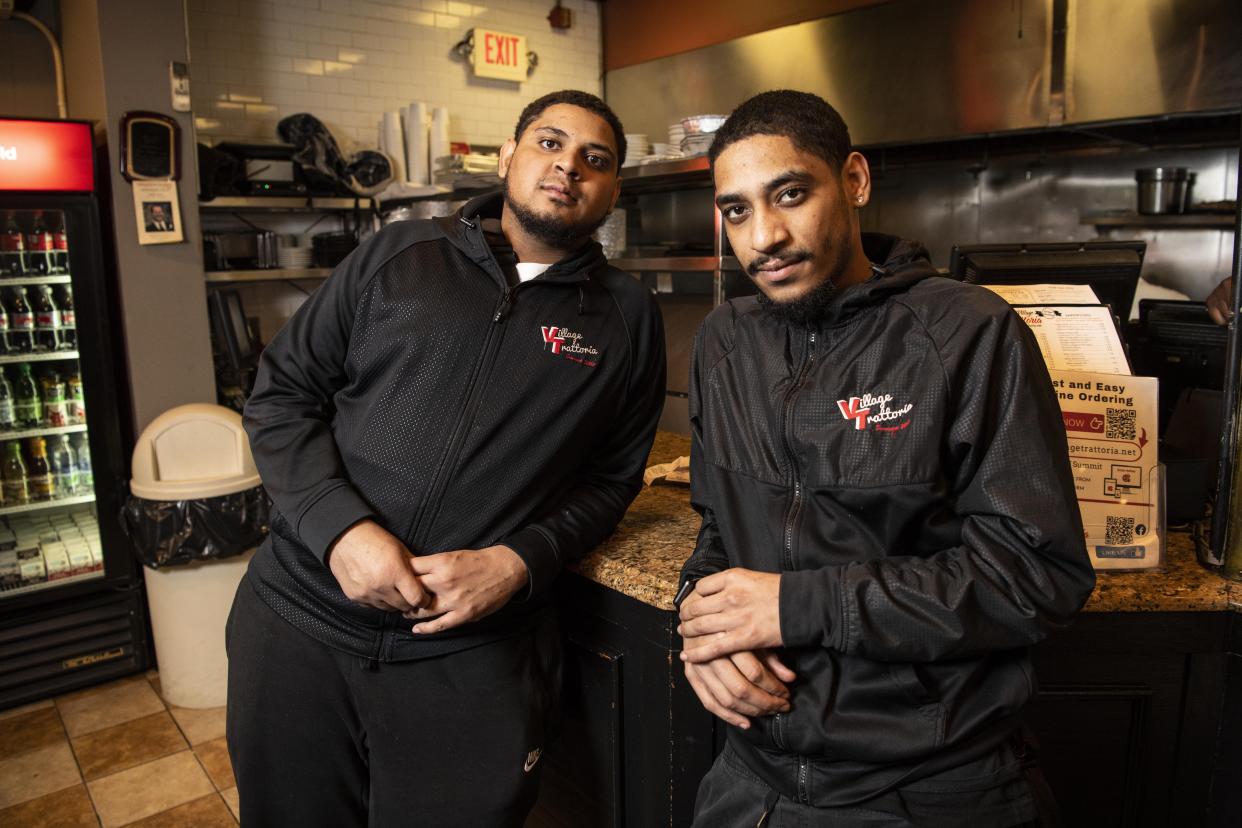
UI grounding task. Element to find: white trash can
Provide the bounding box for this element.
[128,404,264,709]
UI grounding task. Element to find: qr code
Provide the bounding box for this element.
[1105,516,1135,545]
[1106,408,1136,440]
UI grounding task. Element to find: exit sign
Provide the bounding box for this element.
[472,28,528,82]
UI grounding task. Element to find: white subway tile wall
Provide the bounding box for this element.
[186,0,602,149]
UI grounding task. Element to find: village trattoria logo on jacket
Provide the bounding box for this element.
[540,325,600,368]
[837,391,915,432]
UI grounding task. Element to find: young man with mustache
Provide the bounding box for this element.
[676,90,1094,826]
[227,90,665,827]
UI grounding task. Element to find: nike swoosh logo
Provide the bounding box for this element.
[524,748,542,773]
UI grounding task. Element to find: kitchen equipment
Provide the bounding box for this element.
[680,114,728,135]
[312,231,357,267]
[1180,171,1197,213]
[1135,167,1188,215]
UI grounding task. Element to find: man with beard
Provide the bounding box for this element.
[227,90,665,827]
[675,91,1094,826]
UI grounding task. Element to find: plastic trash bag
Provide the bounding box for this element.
[121,486,270,569]
[277,113,392,197]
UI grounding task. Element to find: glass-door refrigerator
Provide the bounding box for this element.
[0,117,149,708]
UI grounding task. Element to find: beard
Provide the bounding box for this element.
[750,249,850,325]
[503,178,608,251]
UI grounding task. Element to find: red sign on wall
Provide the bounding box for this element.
[0,119,95,193]
[471,28,528,82]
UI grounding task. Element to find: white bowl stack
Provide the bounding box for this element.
[623,133,650,167]
[668,122,686,151]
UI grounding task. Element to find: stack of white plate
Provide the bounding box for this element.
[668,123,686,149]
[623,133,650,167]
[678,114,728,157]
[277,237,314,269]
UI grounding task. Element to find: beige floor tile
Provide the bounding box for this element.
[0,783,97,827]
[87,750,214,828]
[220,786,240,821]
[0,698,54,722]
[0,706,67,759]
[167,705,226,746]
[72,710,188,780]
[193,737,235,791]
[125,792,237,827]
[57,677,165,738]
[0,741,82,809]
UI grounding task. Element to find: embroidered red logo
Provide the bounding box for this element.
[837,397,870,430]
[541,326,565,354]
[837,392,913,432]
[540,324,599,368]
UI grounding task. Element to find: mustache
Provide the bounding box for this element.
[746,250,813,277]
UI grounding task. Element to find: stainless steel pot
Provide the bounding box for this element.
[1135,167,1188,215]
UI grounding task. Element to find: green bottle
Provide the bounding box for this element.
[2,441,28,505]
[14,364,40,428]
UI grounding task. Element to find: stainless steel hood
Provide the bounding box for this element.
[604,0,1242,147]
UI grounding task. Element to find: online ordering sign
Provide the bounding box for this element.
[0,119,94,192]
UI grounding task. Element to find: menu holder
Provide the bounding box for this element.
[995,286,1165,571]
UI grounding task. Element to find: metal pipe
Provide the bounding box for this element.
[1209,105,1242,578]
[8,11,68,119]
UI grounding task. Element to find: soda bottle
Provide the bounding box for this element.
[26,437,54,501]
[51,214,69,274]
[0,370,14,431]
[7,288,34,353]
[2,442,28,505]
[50,435,78,497]
[66,369,85,424]
[33,286,61,352]
[1,212,24,277]
[41,371,67,427]
[73,433,92,490]
[0,298,10,354]
[14,364,41,428]
[25,212,53,276]
[57,285,76,350]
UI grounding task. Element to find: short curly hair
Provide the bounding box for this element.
[513,90,627,168]
[708,90,851,172]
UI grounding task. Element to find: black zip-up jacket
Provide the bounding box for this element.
[680,234,1094,806]
[242,192,665,661]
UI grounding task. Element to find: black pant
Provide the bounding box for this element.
[225,577,561,828]
[692,742,1056,828]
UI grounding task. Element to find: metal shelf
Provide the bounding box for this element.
[1082,212,1236,229]
[0,492,95,517]
[205,268,332,284]
[0,351,79,365]
[0,275,74,286]
[199,196,374,213]
[0,424,88,442]
[1,566,104,600]
[611,256,741,273]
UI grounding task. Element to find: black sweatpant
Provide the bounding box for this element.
[225,576,561,828]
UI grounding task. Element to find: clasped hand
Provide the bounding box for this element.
[678,568,793,729]
[326,519,528,634]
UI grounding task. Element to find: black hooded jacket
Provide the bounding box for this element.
[242,191,665,661]
[680,234,1094,805]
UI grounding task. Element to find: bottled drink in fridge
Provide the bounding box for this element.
[1,212,25,277]
[40,371,67,427]
[57,285,76,349]
[26,437,53,501]
[25,212,53,276]
[2,441,28,505]
[49,435,78,497]
[14,364,41,428]
[0,300,10,354]
[0,370,15,430]
[52,215,69,274]
[6,288,35,353]
[65,369,85,424]
[33,286,61,352]
[73,433,91,490]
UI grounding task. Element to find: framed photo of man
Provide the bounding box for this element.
[132,180,183,245]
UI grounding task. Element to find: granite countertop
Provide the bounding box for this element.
[572,432,1240,614]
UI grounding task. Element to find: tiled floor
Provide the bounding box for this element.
[0,672,237,827]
